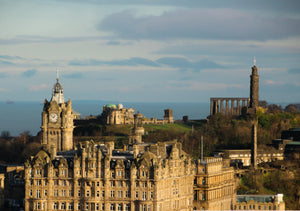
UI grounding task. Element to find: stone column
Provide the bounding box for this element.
[242,100,245,108]
[220,100,224,114]
[210,99,213,115]
[225,99,229,115]
[237,99,240,115]
[231,100,234,115]
[251,120,258,170]
[214,100,218,114]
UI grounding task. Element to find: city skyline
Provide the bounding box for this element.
[0,0,300,103]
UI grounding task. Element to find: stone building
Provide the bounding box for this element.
[100,104,174,126]
[235,194,285,210]
[101,104,135,125]
[214,148,284,167]
[193,157,236,210]
[24,139,195,211]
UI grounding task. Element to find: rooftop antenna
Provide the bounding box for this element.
[253,56,256,66]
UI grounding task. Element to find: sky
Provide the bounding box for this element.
[0,0,300,103]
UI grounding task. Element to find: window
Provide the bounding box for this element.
[201,193,205,201]
[102,204,105,210]
[53,202,58,210]
[29,189,32,196]
[125,191,130,198]
[140,204,147,211]
[61,203,66,210]
[258,206,261,210]
[148,205,151,211]
[136,191,139,198]
[36,169,42,175]
[86,190,90,197]
[97,191,100,197]
[44,190,47,196]
[150,192,153,199]
[69,190,73,197]
[85,203,89,210]
[111,172,115,178]
[35,202,40,210]
[61,190,66,196]
[37,180,41,185]
[54,190,58,197]
[111,181,115,187]
[102,191,105,198]
[117,204,122,211]
[68,203,73,210]
[36,190,41,198]
[110,204,115,211]
[136,181,139,187]
[118,191,122,198]
[125,204,130,211]
[77,203,81,210]
[78,181,81,186]
[110,191,115,198]
[97,182,100,187]
[142,192,147,200]
[78,190,81,197]
[118,181,123,187]
[95,203,99,210]
[202,178,205,185]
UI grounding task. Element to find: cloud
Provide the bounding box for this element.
[99,9,300,41]
[0,88,8,92]
[69,57,159,67]
[106,41,121,45]
[167,81,243,91]
[0,35,104,45]
[265,80,285,85]
[0,55,23,60]
[29,84,48,91]
[156,57,224,71]
[64,73,84,79]
[288,68,300,74]
[0,73,8,78]
[0,60,15,65]
[21,69,37,78]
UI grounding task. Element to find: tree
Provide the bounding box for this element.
[1,130,10,139]
[285,104,299,113]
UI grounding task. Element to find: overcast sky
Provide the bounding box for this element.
[0,0,299,103]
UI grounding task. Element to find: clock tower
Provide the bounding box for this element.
[41,77,74,155]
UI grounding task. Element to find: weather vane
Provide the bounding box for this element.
[253,56,256,66]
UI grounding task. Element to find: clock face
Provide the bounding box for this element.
[49,113,58,123]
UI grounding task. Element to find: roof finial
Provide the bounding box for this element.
[253,56,256,66]
[56,69,59,81]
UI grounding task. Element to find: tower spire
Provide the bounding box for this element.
[253,56,256,66]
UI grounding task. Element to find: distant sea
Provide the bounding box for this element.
[0,101,210,136]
